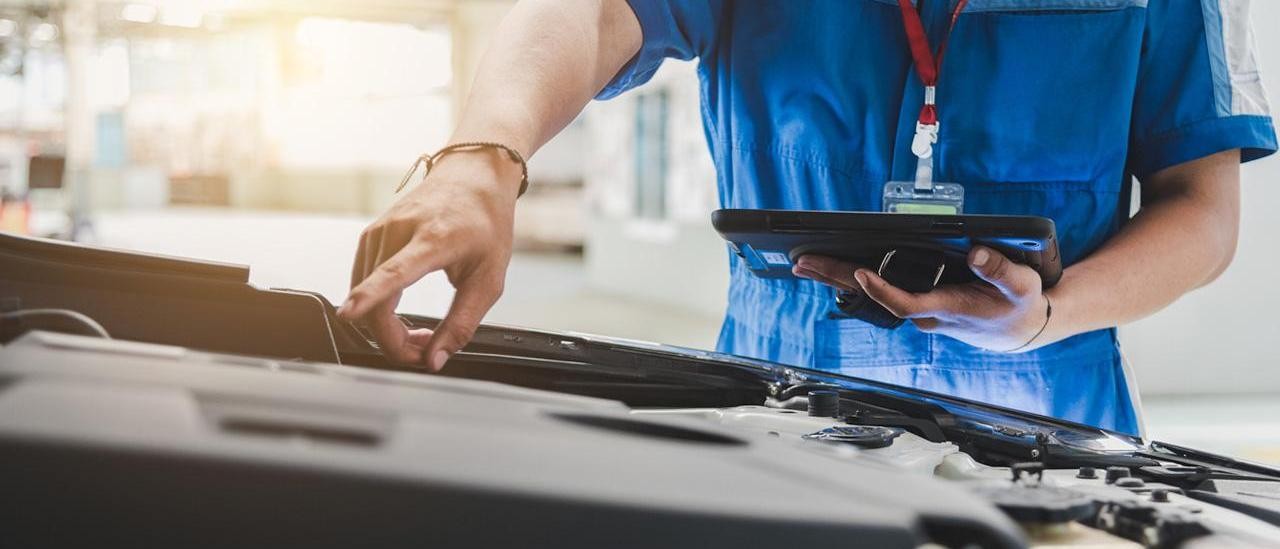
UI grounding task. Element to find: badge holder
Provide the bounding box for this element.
[836,92,961,328]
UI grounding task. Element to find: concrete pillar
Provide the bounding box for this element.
[62,0,97,237]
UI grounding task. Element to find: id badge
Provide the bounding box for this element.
[882,181,964,214]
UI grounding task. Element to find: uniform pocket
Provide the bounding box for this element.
[813,317,932,369]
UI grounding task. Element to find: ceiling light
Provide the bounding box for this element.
[159,6,203,29]
[120,4,159,24]
[29,22,58,42]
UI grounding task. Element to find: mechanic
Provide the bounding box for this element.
[338,0,1276,435]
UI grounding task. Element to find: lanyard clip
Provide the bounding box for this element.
[911,121,939,160]
[911,121,938,192]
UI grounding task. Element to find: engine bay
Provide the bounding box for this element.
[636,404,1276,547]
[4,230,1280,548]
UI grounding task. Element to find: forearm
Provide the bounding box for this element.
[1041,150,1241,345]
[451,0,640,167]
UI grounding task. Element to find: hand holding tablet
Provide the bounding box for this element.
[712,209,1062,330]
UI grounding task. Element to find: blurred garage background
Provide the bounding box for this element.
[0,0,1277,463]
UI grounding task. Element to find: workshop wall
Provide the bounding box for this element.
[582,61,727,317]
[1121,1,1280,396]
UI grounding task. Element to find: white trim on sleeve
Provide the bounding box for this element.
[1220,0,1271,116]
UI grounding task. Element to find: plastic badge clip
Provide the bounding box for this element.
[911,123,938,194]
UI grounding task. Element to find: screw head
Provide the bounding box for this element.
[1105,466,1131,484]
[1115,477,1145,488]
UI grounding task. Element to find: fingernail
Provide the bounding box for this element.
[336,300,352,317]
[430,350,450,371]
[854,270,869,287]
[972,248,990,267]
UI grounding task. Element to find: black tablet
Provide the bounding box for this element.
[712,209,1062,289]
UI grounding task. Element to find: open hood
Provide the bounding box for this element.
[3,230,1280,548]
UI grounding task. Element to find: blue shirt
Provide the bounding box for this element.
[600,0,1277,435]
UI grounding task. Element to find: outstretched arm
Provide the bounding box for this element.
[338,0,642,370]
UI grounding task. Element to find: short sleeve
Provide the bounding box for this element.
[1128,0,1277,177]
[595,0,725,100]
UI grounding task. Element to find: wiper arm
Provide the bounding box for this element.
[1146,441,1280,481]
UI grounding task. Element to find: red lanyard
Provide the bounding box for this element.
[897,0,968,126]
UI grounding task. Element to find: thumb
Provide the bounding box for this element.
[968,246,1039,298]
[422,274,502,371]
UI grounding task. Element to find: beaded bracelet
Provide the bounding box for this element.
[395,141,529,197]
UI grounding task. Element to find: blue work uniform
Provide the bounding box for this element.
[600,0,1277,435]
